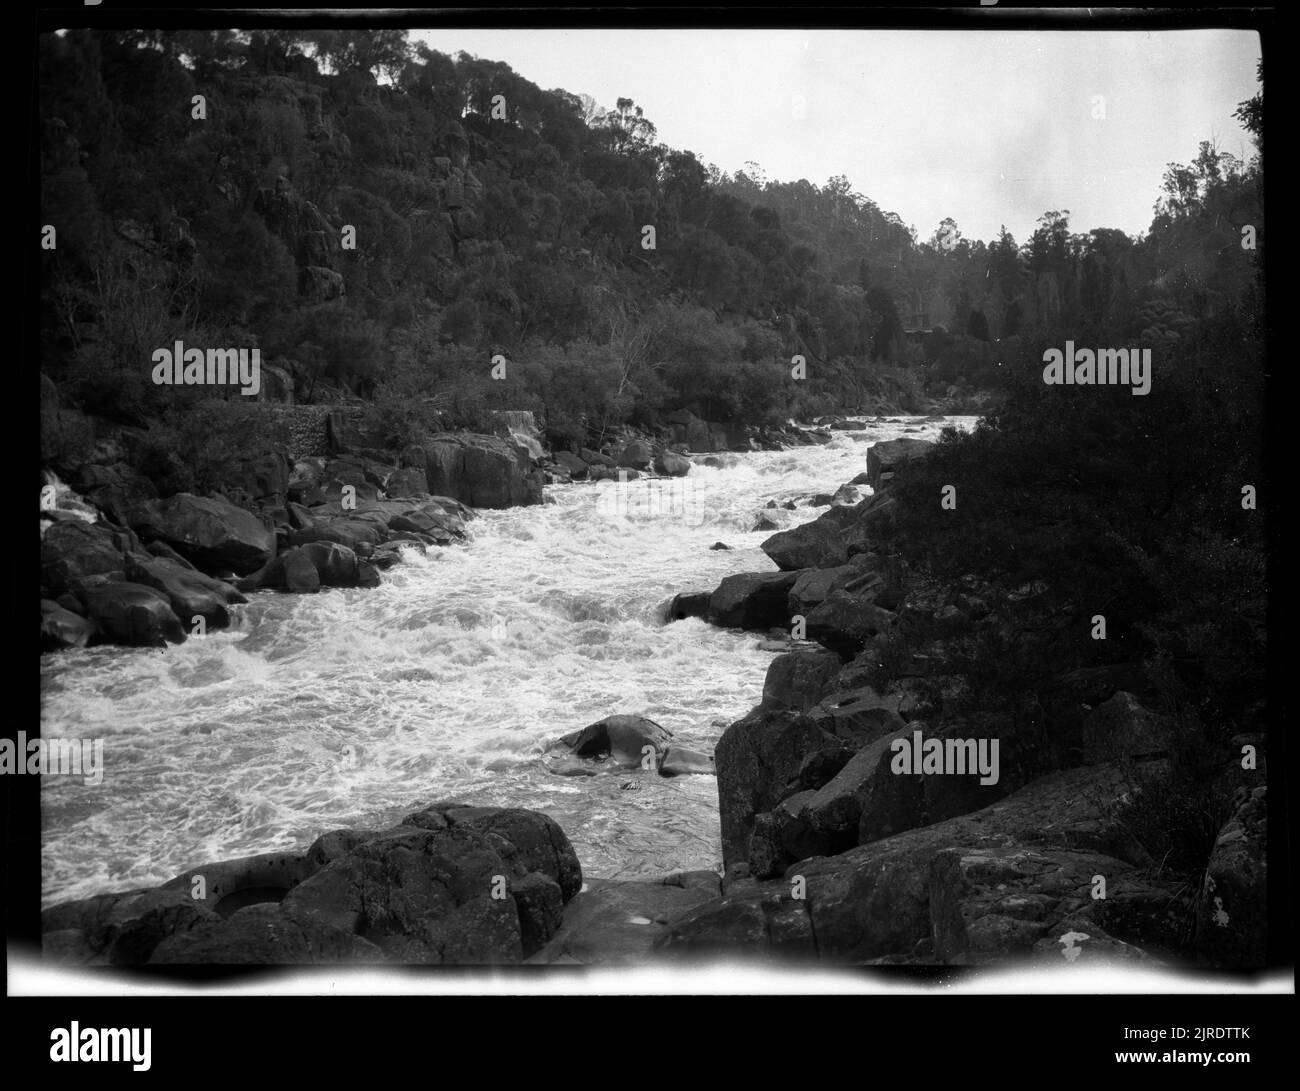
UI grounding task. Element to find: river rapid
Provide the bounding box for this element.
[39,417,976,908]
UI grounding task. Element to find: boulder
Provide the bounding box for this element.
[554,451,589,479]
[806,589,897,657]
[866,438,935,490]
[761,649,842,713]
[618,440,652,470]
[300,541,359,587]
[666,590,711,622]
[128,493,276,575]
[263,547,321,593]
[41,520,125,592]
[551,714,673,769]
[422,433,542,508]
[79,582,185,647]
[124,554,247,628]
[41,599,96,651]
[654,450,691,477]
[714,706,838,868]
[707,571,799,630]
[659,746,715,777]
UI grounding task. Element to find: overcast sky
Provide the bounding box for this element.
[411,28,1261,245]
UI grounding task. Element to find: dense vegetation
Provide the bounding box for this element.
[40,30,1259,471]
[875,68,1264,873]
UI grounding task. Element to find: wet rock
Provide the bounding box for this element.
[422,432,543,508]
[761,648,842,712]
[654,450,691,477]
[659,746,715,776]
[124,554,246,627]
[128,493,276,575]
[79,581,185,646]
[41,599,96,651]
[707,571,799,630]
[552,714,674,769]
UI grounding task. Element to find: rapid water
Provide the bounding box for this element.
[40,417,975,907]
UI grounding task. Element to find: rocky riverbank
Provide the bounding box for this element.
[39,403,855,654]
[40,423,1266,969]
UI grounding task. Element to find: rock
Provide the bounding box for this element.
[1195,787,1267,967]
[651,884,815,960]
[760,506,858,570]
[654,450,691,476]
[866,438,935,490]
[384,466,429,496]
[124,554,246,628]
[554,451,589,479]
[830,419,866,430]
[714,706,837,868]
[149,903,378,964]
[659,763,1170,963]
[300,541,359,587]
[831,484,864,506]
[290,518,384,552]
[667,590,711,622]
[1083,692,1171,763]
[79,582,185,647]
[618,440,652,470]
[41,887,221,966]
[421,433,542,508]
[787,564,861,616]
[128,493,276,575]
[659,746,715,776]
[552,714,674,769]
[41,520,125,593]
[709,541,732,550]
[263,547,321,593]
[752,514,780,531]
[707,571,799,630]
[761,649,842,712]
[357,561,381,588]
[805,589,897,656]
[41,599,96,651]
[527,874,722,964]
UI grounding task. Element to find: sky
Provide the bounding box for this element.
[410,28,1261,245]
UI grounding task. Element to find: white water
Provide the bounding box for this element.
[39,417,974,907]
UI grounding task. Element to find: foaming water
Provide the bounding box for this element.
[40,417,975,906]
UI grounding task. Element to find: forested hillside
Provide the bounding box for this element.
[40,30,1261,464]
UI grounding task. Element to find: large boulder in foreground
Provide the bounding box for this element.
[865,438,935,490]
[44,803,581,966]
[128,493,276,575]
[656,763,1186,964]
[421,433,542,508]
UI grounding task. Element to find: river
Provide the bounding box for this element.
[39,416,975,908]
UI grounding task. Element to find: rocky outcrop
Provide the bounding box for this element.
[421,432,543,508]
[865,437,935,489]
[43,803,582,966]
[1195,788,1267,968]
